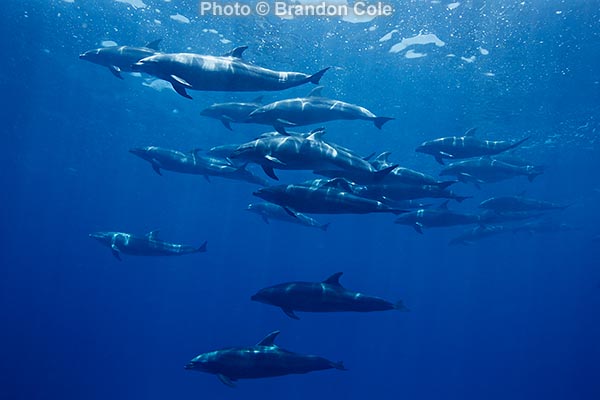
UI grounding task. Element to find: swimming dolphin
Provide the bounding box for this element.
[245,86,394,134]
[79,39,161,79]
[89,230,206,261]
[131,46,330,99]
[185,330,346,387]
[449,224,507,246]
[251,272,408,319]
[415,128,530,165]
[478,195,570,213]
[229,128,394,181]
[511,219,578,235]
[354,182,471,203]
[316,151,455,186]
[200,96,264,130]
[253,178,407,215]
[440,157,544,187]
[246,203,330,231]
[129,146,269,186]
[394,201,480,233]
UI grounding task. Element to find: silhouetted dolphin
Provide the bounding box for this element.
[129,146,269,186]
[132,46,330,99]
[185,330,346,387]
[394,201,480,233]
[79,39,161,79]
[479,196,570,213]
[230,128,394,181]
[246,86,394,134]
[200,96,264,130]
[251,272,408,319]
[416,128,530,165]
[89,230,206,261]
[246,203,330,231]
[440,157,544,187]
[253,178,407,215]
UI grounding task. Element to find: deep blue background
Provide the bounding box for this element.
[1,1,599,399]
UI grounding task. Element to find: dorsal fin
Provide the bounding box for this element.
[307,86,324,97]
[464,128,477,137]
[257,330,280,346]
[438,200,450,210]
[223,46,248,59]
[307,127,326,141]
[144,39,162,51]
[374,151,392,163]
[323,272,343,286]
[251,95,264,104]
[145,229,159,240]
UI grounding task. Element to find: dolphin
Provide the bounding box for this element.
[316,151,455,186]
[245,86,394,134]
[131,46,330,99]
[439,157,544,187]
[449,224,507,246]
[79,39,161,79]
[246,203,330,231]
[415,128,530,165]
[394,201,480,233]
[129,146,269,186]
[511,219,578,235]
[229,128,394,181]
[89,230,206,261]
[251,272,408,319]
[184,330,346,387]
[200,96,264,130]
[354,182,471,203]
[478,195,570,213]
[253,178,407,215]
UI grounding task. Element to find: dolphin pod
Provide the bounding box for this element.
[81,39,574,390]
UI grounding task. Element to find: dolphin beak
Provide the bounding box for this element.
[129,148,144,156]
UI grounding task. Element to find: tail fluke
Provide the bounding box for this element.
[394,300,410,312]
[506,136,530,151]
[374,117,395,130]
[308,67,330,84]
[320,222,331,232]
[197,241,208,253]
[332,361,348,371]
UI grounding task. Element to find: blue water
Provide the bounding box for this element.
[2,1,600,399]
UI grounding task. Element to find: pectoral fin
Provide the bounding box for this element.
[110,244,122,261]
[109,65,123,79]
[170,75,192,88]
[151,163,162,175]
[261,165,279,180]
[171,82,192,99]
[221,119,233,131]
[218,374,236,388]
[282,308,300,320]
[413,222,424,234]
[261,215,270,224]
